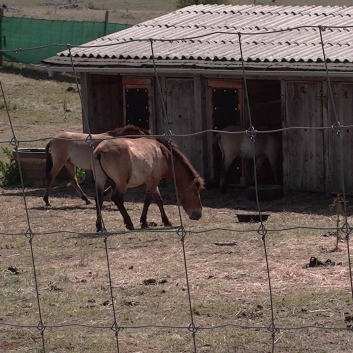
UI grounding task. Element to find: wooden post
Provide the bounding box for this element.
[103,10,109,36]
[0,7,4,66]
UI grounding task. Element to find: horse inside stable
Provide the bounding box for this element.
[214,125,281,193]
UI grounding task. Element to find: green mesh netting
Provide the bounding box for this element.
[0,17,130,64]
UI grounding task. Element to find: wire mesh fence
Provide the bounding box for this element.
[1,22,353,353]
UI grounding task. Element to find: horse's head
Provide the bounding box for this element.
[159,139,204,221]
[179,176,205,221]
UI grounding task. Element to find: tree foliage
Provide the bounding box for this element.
[176,0,230,9]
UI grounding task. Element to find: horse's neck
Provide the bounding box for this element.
[165,152,191,189]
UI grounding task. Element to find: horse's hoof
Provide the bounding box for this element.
[164,222,172,227]
[126,224,134,230]
[140,222,148,228]
[82,197,91,204]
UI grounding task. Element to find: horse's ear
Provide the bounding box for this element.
[194,178,205,190]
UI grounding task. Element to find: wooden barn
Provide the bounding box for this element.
[40,4,353,195]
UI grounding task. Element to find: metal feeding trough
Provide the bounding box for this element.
[12,148,67,183]
[236,213,269,223]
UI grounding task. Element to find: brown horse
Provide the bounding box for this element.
[92,136,204,231]
[43,125,149,206]
[214,125,281,193]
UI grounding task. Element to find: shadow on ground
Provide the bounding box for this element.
[3,180,352,217]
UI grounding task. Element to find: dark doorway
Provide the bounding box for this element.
[211,85,243,186]
[212,88,240,130]
[125,88,150,130]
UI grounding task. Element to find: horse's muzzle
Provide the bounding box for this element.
[189,210,202,220]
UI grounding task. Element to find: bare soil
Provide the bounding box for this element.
[1,178,353,352]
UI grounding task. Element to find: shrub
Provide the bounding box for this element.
[76,168,85,183]
[0,147,20,186]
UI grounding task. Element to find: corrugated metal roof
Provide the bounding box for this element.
[42,4,353,71]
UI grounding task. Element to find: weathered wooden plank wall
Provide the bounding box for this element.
[83,74,124,133]
[79,72,353,194]
[329,83,353,195]
[165,77,204,175]
[285,81,325,192]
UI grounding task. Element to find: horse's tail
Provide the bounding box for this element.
[95,153,113,185]
[44,141,53,185]
[213,133,225,165]
[94,152,114,199]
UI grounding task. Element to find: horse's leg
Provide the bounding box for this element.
[111,190,134,230]
[140,185,171,228]
[92,157,108,232]
[253,157,265,184]
[103,185,112,201]
[43,151,66,206]
[64,160,91,204]
[140,193,152,228]
[216,135,240,193]
[268,155,279,185]
[219,153,236,193]
[95,187,104,232]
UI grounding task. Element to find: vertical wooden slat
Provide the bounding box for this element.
[87,74,123,133]
[329,83,353,194]
[286,81,325,192]
[165,78,204,173]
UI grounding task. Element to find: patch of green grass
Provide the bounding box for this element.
[76,168,85,183]
[0,147,20,186]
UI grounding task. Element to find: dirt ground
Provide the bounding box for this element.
[1,179,353,352]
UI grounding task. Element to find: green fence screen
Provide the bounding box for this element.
[1,17,131,64]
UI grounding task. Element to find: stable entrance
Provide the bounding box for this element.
[209,80,244,186]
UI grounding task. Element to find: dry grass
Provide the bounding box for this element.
[5,0,353,26]
[1,180,353,352]
[4,0,176,25]
[0,64,82,159]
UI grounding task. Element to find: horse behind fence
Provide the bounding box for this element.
[214,125,281,193]
[93,136,204,231]
[43,124,149,206]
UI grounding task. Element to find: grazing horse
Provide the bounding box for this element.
[43,125,149,206]
[214,125,281,193]
[92,137,204,231]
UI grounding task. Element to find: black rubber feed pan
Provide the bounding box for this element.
[247,185,283,202]
[236,214,269,223]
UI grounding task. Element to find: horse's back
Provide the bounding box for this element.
[216,125,280,159]
[94,138,167,189]
[53,131,110,143]
[216,125,244,156]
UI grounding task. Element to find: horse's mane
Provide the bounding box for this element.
[107,124,151,137]
[156,137,205,188]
